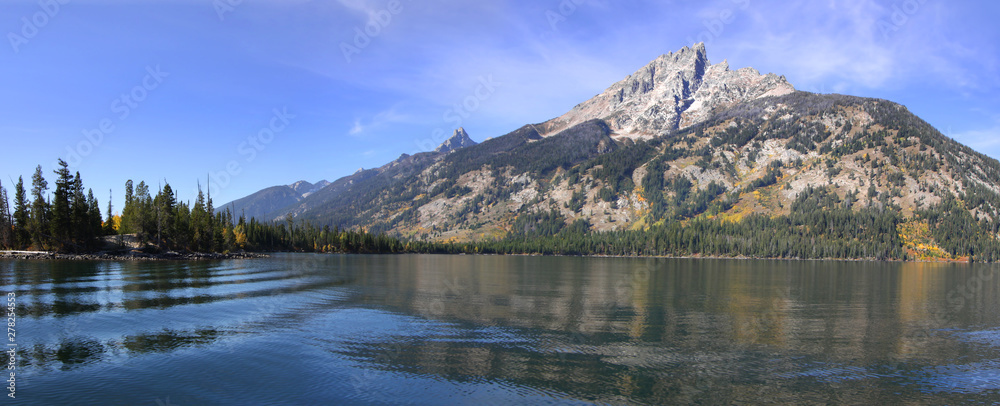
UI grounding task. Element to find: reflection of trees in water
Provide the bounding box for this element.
[54,338,103,369]
[122,328,221,354]
[14,256,359,317]
[23,328,220,371]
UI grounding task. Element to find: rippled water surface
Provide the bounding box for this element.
[4,254,1000,404]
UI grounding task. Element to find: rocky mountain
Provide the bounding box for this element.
[536,43,795,138]
[435,128,478,153]
[291,180,330,198]
[227,43,1000,260]
[223,179,328,221]
[222,130,480,222]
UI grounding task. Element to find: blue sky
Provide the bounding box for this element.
[1,0,998,213]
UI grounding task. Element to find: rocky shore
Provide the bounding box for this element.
[0,250,270,261]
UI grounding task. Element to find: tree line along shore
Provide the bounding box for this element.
[0,159,421,258]
[1,159,998,262]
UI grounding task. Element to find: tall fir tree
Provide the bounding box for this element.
[71,172,88,250]
[206,177,215,252]
[29,165,49,250]
[12,177,29,249]
[191,185,209,252]
[153,182,176,247]
[134,181,153,241]
[49,160,74,250]
[173,201,192,250]
[0,180,10,249]
[104,190,115,236]
[86,189,102,249]
[124,182,136,237]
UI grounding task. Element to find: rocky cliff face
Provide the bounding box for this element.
[435,128,478,153]
[539,43,794,139]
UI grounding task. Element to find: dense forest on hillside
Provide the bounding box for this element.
[473,184,1000,262]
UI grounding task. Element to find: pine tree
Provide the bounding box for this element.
[29,165,49,250]
[206,179,216,252]
[153,182,176,247]
[71,172,88,250]
[0,180,10,249]
[87,189,102,249]
[12,177,29,249]
[50,160,74,250]
[223,218,236,252]
[212,211,224,251]
[173,201,192,250]
[191,185,209,252]
[134,181,153,242]
[104,190,115,236]
[121,180,135,234]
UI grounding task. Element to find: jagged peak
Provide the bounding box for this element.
[434,127,478,154]
[647,43,710,76]
[671,42,708,62]
[540,43,795,139]
[660,42,707,59]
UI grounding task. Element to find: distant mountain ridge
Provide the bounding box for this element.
[222,130,481,222]
[222,43,1000,260]
[224,179,328,221]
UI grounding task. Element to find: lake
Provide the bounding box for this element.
[3,254,1000,405]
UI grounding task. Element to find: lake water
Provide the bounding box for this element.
[3,254,1000,405]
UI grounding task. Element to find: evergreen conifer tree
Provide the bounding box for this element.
[29,165,49,250]
[121,180,135,234]
[87,189,102,249]
[12,177,29,249]
[71,172,88,249]
[104,190,115,236]
[0,180,10,249]
[50,160,74,250]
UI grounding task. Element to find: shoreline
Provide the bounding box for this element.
[0,250,270,261]
[474,252,978,264]
[575,254,975,264]
[0,250,977,265]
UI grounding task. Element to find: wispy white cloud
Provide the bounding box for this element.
[719,0,896,89]
[348,107,411,137]
[716,0,990,94]
[335,0,384,20]
[279,1,643,131]
[348,118,365,136]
